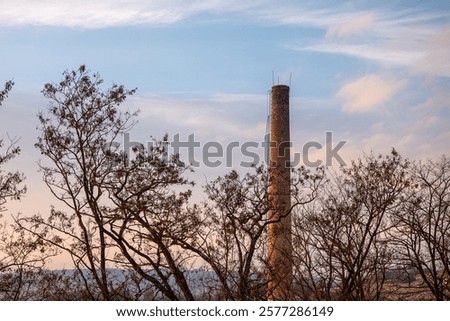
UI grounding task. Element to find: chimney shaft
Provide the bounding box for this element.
[267,85,292,300]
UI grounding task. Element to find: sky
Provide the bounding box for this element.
[0,0,450,239]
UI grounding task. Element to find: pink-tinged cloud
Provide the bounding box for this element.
[326,12,376,38]
[337,75,406,113]
[415,26,450,77]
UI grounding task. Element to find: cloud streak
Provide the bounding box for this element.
[277,5,450,77]
[130,93,268,143]
[0,0,256,28]
[326,13,376,38]
[2,0,448,80]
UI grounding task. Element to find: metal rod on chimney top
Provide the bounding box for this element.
[267,84,292,300]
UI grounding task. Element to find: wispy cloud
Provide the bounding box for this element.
[286,7,450,77]
[414,27,450,77]
[326,12,376,38]
[3,0,448,80]
[296,43,424,67]
[0,0,256,28]
[129,93,268,142]
[0,1,176,27]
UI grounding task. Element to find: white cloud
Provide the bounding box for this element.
[0,0,255,28]
[326,13,376,38]
[297,43,424,68]
[337,75,406,113]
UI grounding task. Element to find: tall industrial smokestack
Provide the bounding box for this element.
[267,84,292,300]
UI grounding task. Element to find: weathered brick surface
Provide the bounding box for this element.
[268,85,292,300]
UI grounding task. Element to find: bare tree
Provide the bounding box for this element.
[292,150,411,300]
[391,156,450,300]
[16,66,139,300]
[0,80,56,300]
[189,167,270,300]
[0,80,13,106]
[0,80,25,212]
[101,136,200,300]
[17,66,200,300]
[173,165,324,300]
[0,222,58,300]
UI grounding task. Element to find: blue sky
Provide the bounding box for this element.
[1,1,450,237]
